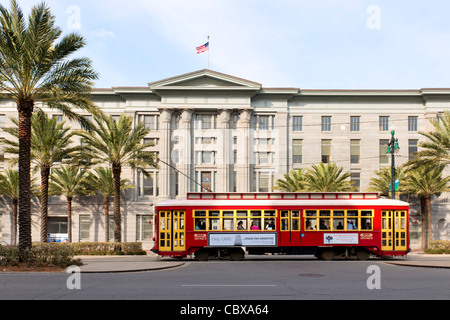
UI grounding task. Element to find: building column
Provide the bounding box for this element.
[178,108,194,197]
[237,108,253,192]
[217,109,232,192]
[158,108,173,200]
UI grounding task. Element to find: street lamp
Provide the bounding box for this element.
[386,128,400,199]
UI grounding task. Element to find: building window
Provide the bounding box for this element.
[379,116,389,131]
[321,139,332,163]
[48,217,68,234]
[136,215,153,241]
[196,151,216,164]
[79,215,90,241]
[409,139,418,161]
[379,139,389,164]
[350,116,360,132]
[253,171,274,192]
[138,115,159,130]
[52,114,63,122]
[196,171,215,192]
[293,139,303,164]
[321,116,331,132]
[195,114,216,130]
[292,116,303,131]
[350,140,361,164]
[138,171,159,197]
[408,116,418,132]
[253,115,274,131]
[351,173,361,191]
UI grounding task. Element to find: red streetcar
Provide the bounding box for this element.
[151,192,410,261]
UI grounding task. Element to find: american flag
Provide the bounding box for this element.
[196,42,209,54]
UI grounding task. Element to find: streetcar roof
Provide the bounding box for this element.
[155,198,409,208]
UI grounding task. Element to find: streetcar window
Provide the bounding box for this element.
[292,210,300,217]
[361,210,372,217]
[347,210,358,216]
[281,211,289,217]
[264,210,276,217]
[334,218,344,230]
[237,220,248,230]
[264,218,276,230]
[292,219,299,231]
[306,218,317,230]
[320,210,331,216]
[195,218,206,230]
[223,218,234,230]
[194,211,207,217]
[305,210,317,216]
[223,210,234,216]
[250,219,261,230]
[250,210,262,217]
[319,218,330,230]
[346,218,358,230]
[209,210,220,216]
[209,218,220,231]
[281,219,289,231]
[333,210,345,216]
[361,218,371,230]
[236,210,247,217]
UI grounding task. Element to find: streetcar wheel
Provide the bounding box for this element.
[230,248,245,261]
[356,249,370,261]
[321,248,335,261]
[194,249,209,261]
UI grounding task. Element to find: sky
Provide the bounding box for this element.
[2,0,450,90]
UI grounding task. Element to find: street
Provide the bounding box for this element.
[0,256,449,301]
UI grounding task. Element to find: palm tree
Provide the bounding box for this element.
[75,115,157,242]
[303,162,356,192]
[274,169,306,192]
[83,167,133,242]
[3,111,76,242]
[0,1,99,258]
[367,166,409,197]
[0,169,38,244]
[48,166,89,243]
[405,164,450,250]
[408,110,450,169]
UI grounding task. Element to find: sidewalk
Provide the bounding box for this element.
[75,252,450,273]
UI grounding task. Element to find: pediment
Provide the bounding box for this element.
[148,69,261,91]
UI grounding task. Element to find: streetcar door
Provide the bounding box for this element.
[381,210,407,251]
[158,210,185,252]
[280,210,301,245]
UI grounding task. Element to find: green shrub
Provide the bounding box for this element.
[0,243,81,268]
[68,242,146,256]
[425,241,450,254]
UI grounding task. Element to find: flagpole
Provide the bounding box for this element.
[207,36,210,69]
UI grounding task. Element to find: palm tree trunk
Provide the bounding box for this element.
[12,198,18,246]
[420,196,426,251]
[67,197,73,243]
[17,101,34,260]
[40,166,50,242]
[425,195,432,248]
[104,196,110,242]
[112,165,121,243]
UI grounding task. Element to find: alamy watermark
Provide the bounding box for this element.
[366,265,381,290]
[367,5,381,30]
[66,265,81,290]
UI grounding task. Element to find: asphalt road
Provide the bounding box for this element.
[0,257,449,303]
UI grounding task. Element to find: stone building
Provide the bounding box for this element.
[0,69,448,249]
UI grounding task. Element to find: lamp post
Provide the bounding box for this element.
[386,128,400,199]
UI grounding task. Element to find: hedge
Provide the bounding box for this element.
[0,242,146,268]
[68,242,146,256]
[424,241,450,254]
[0,243,81,268]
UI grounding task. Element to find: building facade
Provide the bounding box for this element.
[0,69,449,249]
